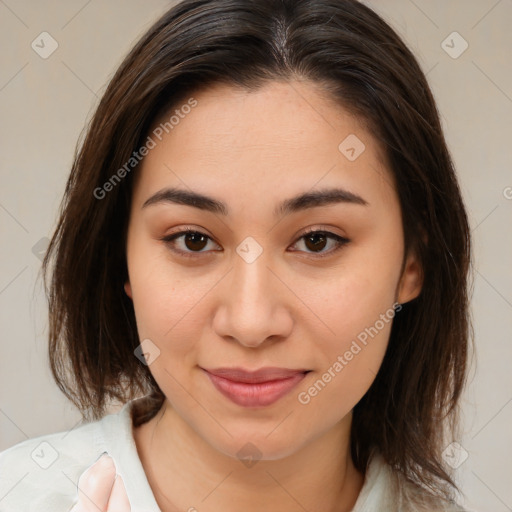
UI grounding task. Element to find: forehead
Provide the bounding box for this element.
[132,80,397,213]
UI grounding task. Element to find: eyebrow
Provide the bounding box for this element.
[142,186,369,217]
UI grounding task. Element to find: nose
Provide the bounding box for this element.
[212,243,293,348]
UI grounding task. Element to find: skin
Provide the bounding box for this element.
[71,455,130,511]
[116,80,422,512]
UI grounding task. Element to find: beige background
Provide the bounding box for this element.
[1,1,511,510]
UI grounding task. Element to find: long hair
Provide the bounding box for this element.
[41,0,472,502]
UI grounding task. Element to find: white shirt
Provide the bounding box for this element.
[0,398,467,511]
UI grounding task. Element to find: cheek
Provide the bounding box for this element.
[294,251,400,412]
[126,225,201,330]
[130,268,209,349]
[128,264,209,406]
[308,253,400,344]
[295,297,396,423]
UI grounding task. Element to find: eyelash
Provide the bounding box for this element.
[160,226,350,260]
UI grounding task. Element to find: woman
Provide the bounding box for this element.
[0,0,472,510]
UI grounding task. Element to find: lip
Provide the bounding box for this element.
[202,367,309,408]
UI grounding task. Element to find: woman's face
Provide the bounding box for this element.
[124,80,422,460]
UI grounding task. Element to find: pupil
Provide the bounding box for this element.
[306,233,327,252]
[182,232,328,253]
[185,232,207,251]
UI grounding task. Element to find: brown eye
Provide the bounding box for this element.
[290,230,350,258]
[181,231,209,251]
[161,228,220,258]
[161,227,349,260]
[304,232,328,252]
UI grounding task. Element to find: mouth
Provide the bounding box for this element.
[202,367,311,408]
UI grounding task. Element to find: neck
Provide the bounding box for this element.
[134,400,364,512]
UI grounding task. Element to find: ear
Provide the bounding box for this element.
[124,280,133,299]
[396,248,423,305]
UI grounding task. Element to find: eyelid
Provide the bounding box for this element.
[160,226,221,258]
[289,227,350,259]
[160,225,350,259]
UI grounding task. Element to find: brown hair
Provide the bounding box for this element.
[41,0,472,504]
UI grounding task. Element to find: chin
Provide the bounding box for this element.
[203,424,310,464]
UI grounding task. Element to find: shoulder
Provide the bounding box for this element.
[354,452,471,512]
[0,403,132,511]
